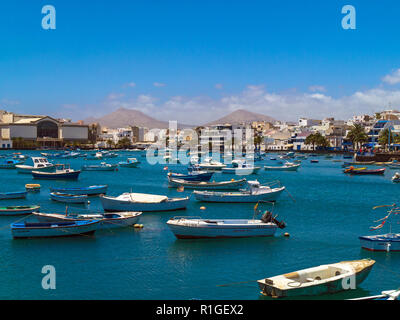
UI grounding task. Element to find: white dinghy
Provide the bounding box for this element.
[257,259,375,298]
[194,181,285,203]
[264,162,300,172]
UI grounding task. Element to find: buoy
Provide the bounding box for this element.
[87,201,91,204]
[284,233,290,237]
[200,206,206,210]
[134,224,140,228]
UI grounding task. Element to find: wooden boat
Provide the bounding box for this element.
[34,212,142,229]
[118,158,140,168]
[0,205,40,216]
[49,185,108,195]
[193,181,285,203]
[16,157,55,174]
[264,162,300,171]
[50,192,89,204]
[167,210,286,239]
[32,164,80,180]
[257,259,375,298]
[26,184,41,192]
[344,167,385,175]
[100,193,189,212]
[11,219,101,239]
[0,159,22,169]
[168,171,213,182]
[168,177,247,190]
[81,162,117,171]
[0,191,27,200]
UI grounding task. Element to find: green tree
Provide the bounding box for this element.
[378,128,394,150]
[346,124,368,150]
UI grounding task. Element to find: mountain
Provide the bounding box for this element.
[203,109,276,126]
[84,108,187,129]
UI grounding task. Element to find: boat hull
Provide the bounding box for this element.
[11,220,100,239]
[50,185,108,195]
[32,171,81,180]
[0,205,40,216]
[0,192,27,200]
[167,219,278,239]
[359,234,400,252]
[222,167,261,175]
[16,165,55,174]
[168,178,247,190]
[50,193,88,204]
[100,196,189,212]
[194,188,285,203]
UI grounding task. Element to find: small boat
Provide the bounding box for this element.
[392,172,400,183]
[344,167,385,175]
[50,192,88,204]
[168,171,213,182]
[11,220,101,239]
[118,158,140,168]
[49,185,108,196]
[81,162,118,171]
[100,193,189,212]
[350,289,400,300]
[34,212,142,229]
[310,160,319,163]
[193,181,285,203]
[264,162,300,171]
[257,259,375,298]
[25,184,41,192]
[16,157,55,174]
[32,164,80,180]
[0,191,27,200]
[222,160,261,175]
[198,158,226,170]
[0,205,40,216]
[85,152,103,160]
[168,177,247,190]
[0,159,22,169]
[167,210,286,239]
[343,155,353,159]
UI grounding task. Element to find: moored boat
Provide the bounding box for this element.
[0,191,27,200]
[198,157,226,170]
[49,185,108,195]
[25,184,41,192]
[0,205,40,216]
[81,163,118,171]
[16,157,55,174]
[222,160,261,175]
[193,181,285,203]
[344,167,385,175]
[118,158,140,168]
[392,172,400,183]
[0,159,22,169]
[167,210,286,239]
[32,164,80,180]
[168,177,247,190]
[168,171,213,182]
[50,192,89,204]
[264,162,300,171]
[257,259,375,298]
[100,192,189,212]
[11,219,101,239]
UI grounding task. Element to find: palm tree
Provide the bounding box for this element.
[378,128,394,151]
[305,134,317,150]
[346,124,368,150]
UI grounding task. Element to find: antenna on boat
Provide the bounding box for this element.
[65,205,68,216]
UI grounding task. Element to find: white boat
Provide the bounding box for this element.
[119,158,140,168]
[100,193,189,212]
[167,210,286,239]
[350,289,400,300]
[34,212,142,229]
[198,157,226,170]
[257,259,375,298]
[168,177,247,190]
[264,162,300,171]
[81,162,118,171]
[194,181,285,203]
[392,172,400,183]
[50,192,89,204]
[222,160,261,175]
[16,157,55,174]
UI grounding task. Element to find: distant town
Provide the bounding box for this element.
[0,108,399,153]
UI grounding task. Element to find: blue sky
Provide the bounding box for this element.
[1,0,400,124]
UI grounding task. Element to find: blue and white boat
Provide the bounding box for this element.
[0,191,27,200]
[11,220,101,239]
[118,158,140,168]
[32,164,80,180]
[359,204,400,252]
[50,192,89,204]
[16,157,55,174]
[168,171,213,182]
[0,205,40,216]
[50,185,108,196]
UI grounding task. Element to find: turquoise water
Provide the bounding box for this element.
[1,151,399,300]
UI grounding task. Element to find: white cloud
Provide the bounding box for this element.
[153,82,166,87]
[382,69,400,85]
[123,82,136,88]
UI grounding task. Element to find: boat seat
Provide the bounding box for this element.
[305,278,314,282]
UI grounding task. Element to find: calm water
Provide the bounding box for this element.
[1,150,399,300]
